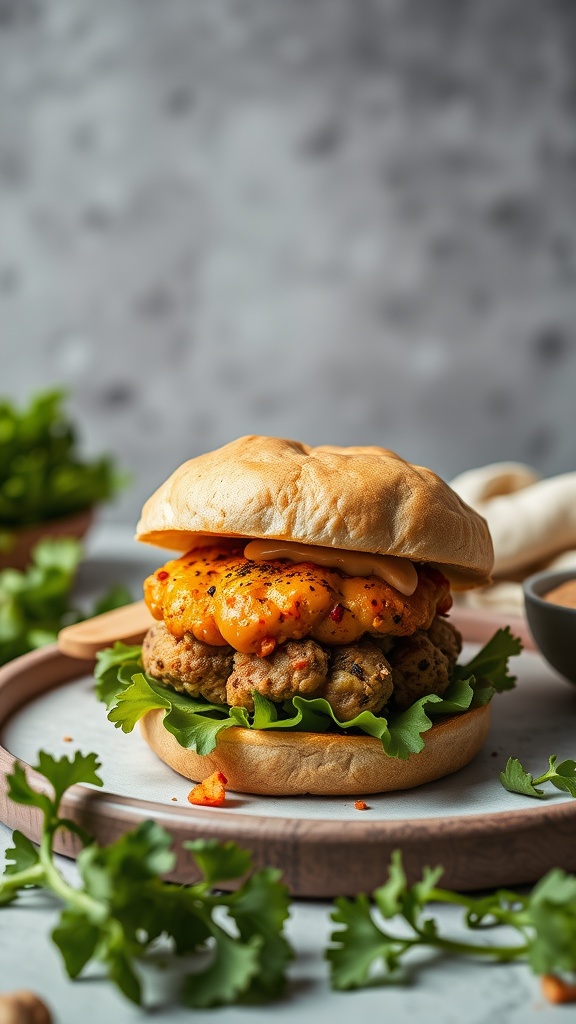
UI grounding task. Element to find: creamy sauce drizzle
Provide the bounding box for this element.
[243,539,418,596]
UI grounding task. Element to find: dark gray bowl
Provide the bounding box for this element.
[523,569,576,684]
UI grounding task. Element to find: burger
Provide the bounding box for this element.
[98,436,520,795]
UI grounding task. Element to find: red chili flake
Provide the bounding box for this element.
[354,800,369,811]
[157,570,169,581]
[329,604,345,623]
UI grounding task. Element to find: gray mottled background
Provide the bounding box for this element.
[1,0,576,523]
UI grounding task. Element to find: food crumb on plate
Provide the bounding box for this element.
[62,736,73,743]
[188,771,228,807]
[354,799,369,811]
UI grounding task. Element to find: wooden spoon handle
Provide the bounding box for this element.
[58,600,154,660]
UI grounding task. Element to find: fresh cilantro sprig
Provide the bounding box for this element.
[327,850,576,989]
[96,628,521,761]
[500,755,576,799]
[0,751,293,1007]
[0,389,124,530]
[0,538,132,666]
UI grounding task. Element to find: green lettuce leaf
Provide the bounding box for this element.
[98,627,521,761]
[105,667,250,754]
[453,626,522,691]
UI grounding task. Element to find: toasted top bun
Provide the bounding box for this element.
[136,435,493,588]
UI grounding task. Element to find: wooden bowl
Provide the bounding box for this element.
[0,508,95,570]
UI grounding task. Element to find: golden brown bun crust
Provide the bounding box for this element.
[136,436,493,588]
[140,704,491,796]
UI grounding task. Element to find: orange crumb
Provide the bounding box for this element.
[541,975,576,1004]
[188,771,228,808]
[62,736,73,743]
[354,800,369,811]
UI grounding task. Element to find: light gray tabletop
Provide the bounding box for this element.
[0,821,566,1024]
[0,526,573,1022]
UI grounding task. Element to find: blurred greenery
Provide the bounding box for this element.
[0,389,126,529]
[0,537,132,666]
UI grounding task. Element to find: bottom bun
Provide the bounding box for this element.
[140,704,491,796]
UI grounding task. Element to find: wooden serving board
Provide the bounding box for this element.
[1,609,576,897]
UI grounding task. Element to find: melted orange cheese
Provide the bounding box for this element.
[144,543,452,657]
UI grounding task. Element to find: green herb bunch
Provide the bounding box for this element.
[0,389,123,530]
[0,537,131,665]
[0,751,293,1007]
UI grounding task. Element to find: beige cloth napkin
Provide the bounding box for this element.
[450,462,576,614]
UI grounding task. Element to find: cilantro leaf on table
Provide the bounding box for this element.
[0,750,293,1008]
[36,749,103,805]
[329,892,405,988]
[4,830,40,877]
[327,850,576,991]
[183,840,294,1004]
[528,870,576,976]
[98,627,522,760]
[0,389,124,529]
[546,757,576,796]
[226,867,294,1001]
[500,755,576,799]
[78,819,176,893]
[182,928,263,1008]
[52,910,105,981]
[0,538,132,666]
[185,838,253,888]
